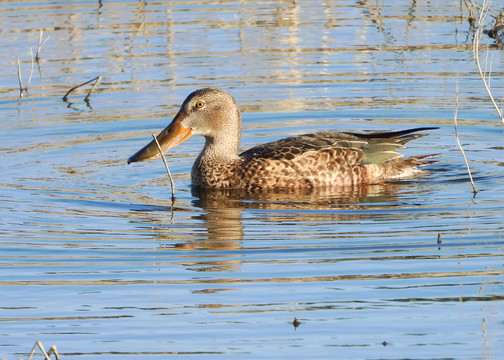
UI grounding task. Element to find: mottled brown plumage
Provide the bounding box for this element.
[128,88,438,190]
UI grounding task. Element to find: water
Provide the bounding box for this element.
[1,1,503,359]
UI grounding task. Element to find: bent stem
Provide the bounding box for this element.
[63,75,101,102]
[152,134,176,202]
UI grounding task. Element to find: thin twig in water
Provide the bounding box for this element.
[36,29,50,61]
[472,0,504,123]
[16,49,35,97]
[16,55,23,97]
[63,75,101,101]
[16,31,48,99]
[85,75,101,101]
[454,76,478,194]
[152,134,176,201]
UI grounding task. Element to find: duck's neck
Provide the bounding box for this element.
[192,106,243,187]
[199,134,241,163]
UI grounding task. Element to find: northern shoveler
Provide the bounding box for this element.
[128,88,437,190]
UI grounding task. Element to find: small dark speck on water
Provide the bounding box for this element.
[382,341,388,346]
[437,233,442,244]
[292,317,301,329]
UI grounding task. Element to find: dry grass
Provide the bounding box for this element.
[466,0,504,122]
[452,0,504,194]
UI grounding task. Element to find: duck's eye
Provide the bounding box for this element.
[195,101,205,109]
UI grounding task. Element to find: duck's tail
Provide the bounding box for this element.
[356,127,440,182]
[365,152,440,182]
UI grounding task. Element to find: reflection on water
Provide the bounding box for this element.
[1,0,504,359]
[156,183,409,252]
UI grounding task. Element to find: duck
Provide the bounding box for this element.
[128,88,438,190]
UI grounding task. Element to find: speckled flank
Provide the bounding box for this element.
[191,132,436,190]
[130,88,438,190]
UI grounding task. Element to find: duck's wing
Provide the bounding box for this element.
[239,127,438,165]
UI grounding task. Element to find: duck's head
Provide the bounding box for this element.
[128,88,242,164]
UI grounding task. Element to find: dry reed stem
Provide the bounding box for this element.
[16,30,43,98]
[36,29,50,61]
[471,0,504,123]
[27,340,60,360]
[454,77,478,194]
[16,55,23,97]
[85,75,101,101]
[152,134,176,201]
[63,75,101,101]
[16,49,35,98]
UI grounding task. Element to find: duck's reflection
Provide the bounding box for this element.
[192,183,407,211]
[160,182,417,268]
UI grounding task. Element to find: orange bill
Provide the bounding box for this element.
[128,118,193,164]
